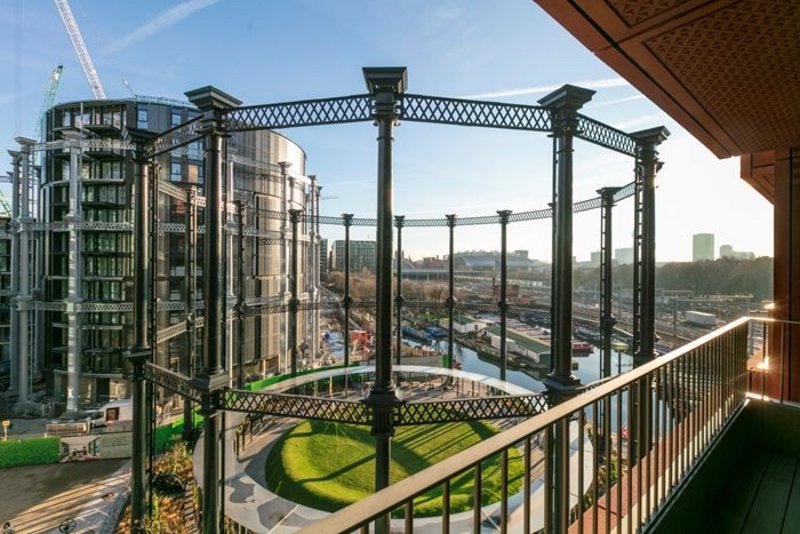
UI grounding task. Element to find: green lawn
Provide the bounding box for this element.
[264,420,524,517]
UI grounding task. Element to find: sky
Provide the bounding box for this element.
[0,0,773,263]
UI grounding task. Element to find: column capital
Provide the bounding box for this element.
[288,208,303,223]
[15,137,36,152]
[394,215,405,228]
[538,84,595,111]
[185,85,242,113]
[597,186,623,203]
[363,66,407,120]
[497,209,512,223]
[631,126,671,161]
[445,214,457,227]
[342,213,354,227]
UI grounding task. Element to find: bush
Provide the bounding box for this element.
[0,436,61,467]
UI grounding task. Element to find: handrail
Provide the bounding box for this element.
[303,317,750,533]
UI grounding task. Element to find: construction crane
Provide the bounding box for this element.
[0,190,12,218]
[33,65,64,145]
[53,0,106,99]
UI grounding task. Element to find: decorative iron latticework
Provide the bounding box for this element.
[395,394,548,425]
[225,390,372,424]
[227,94,373,131]
[143,362,203,403]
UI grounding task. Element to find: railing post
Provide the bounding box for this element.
[185,85,242,534]
[363,66,407,534]
[631,127,669,363]
[497,210,511,382]
[129,139,152,533]
[539,85,594,389]
[598,187,621,378]
[446,214,457,370]
[343,214,353,368]
[395,215,405,367]
[288,209,302,376]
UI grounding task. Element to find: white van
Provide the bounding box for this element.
[88,399,133,428]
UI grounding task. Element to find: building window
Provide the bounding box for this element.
[171,162,182,182]
[137,106,148,129]
[171,112,182,127]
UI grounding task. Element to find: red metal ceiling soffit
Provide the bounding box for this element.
[535,0,800,198]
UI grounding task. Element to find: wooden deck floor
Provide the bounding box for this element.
[701,451,800,534]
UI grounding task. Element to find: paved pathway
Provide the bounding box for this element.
[0,459,129,534]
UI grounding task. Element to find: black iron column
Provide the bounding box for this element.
[446,214,456,369]
[631,127,669,363]
[394,215,405,367]
[342,214,353,368]
[363,66,407,534]
[497,210,511,382]
[598,187,621,378]
[288,209,302,376]
[129,141,151,533]
[236,201,245,388]
[185,86,242,534]
[183,187,198,441]
[538,85,594,388]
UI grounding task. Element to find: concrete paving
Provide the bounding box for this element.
[0,459,130,534]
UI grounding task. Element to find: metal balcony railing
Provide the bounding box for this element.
[304,317,758,533]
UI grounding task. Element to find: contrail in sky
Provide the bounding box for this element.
[585,94,647,109]
[102,0,222,55]
[462,77,630,100]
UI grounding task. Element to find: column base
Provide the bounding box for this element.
[542,372,582,392]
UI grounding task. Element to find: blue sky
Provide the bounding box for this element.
[0,0,772,262]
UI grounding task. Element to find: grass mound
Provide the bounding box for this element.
[264,419,524,517]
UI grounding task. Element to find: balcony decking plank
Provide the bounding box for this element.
[742,454,797,534]
[782,465,800,534]
[702,451,770,533]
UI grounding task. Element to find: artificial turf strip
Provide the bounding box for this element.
[264,419,524,517]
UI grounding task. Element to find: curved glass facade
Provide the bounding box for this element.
[35,99,317,410]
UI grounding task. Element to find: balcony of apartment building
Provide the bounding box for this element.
[308,318,800,533]
[307,2,800,533]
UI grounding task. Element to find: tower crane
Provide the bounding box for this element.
[53,0,106,99]
[33,65,64,143]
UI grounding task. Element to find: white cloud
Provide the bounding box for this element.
[585,94,646,109]
[102,0,222,55]
[462,77,630,100]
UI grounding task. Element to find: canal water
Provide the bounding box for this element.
[322,331,635,393]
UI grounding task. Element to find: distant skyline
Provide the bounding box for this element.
[0,0,773,262]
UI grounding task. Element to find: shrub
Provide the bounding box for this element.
[0,436,61,467]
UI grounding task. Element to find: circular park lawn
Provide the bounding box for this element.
[264,419,524,517]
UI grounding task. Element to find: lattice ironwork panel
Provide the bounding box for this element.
[508,208,551,223]
[158,181,188,202]
[76,221,133,232]
[613,182,636,202]
[226,94,373,131]
[144,363,202,403]
[242,302,288,317]
[35,301,66,311]
[157,301,185,312]
[317,215,345,226]
[402,94,551,131]
[351,300,376,310]
[157,323,187,344]
[78,302,133,313]
[297,301,339,312]
[225,390,372,424]
[403,300,447,311]
[159,222,186,233]
[244,296,283,307]
[576,115,638,157]
[457,302,499,314]
[396,394,548,425]
[146,117,203,158]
